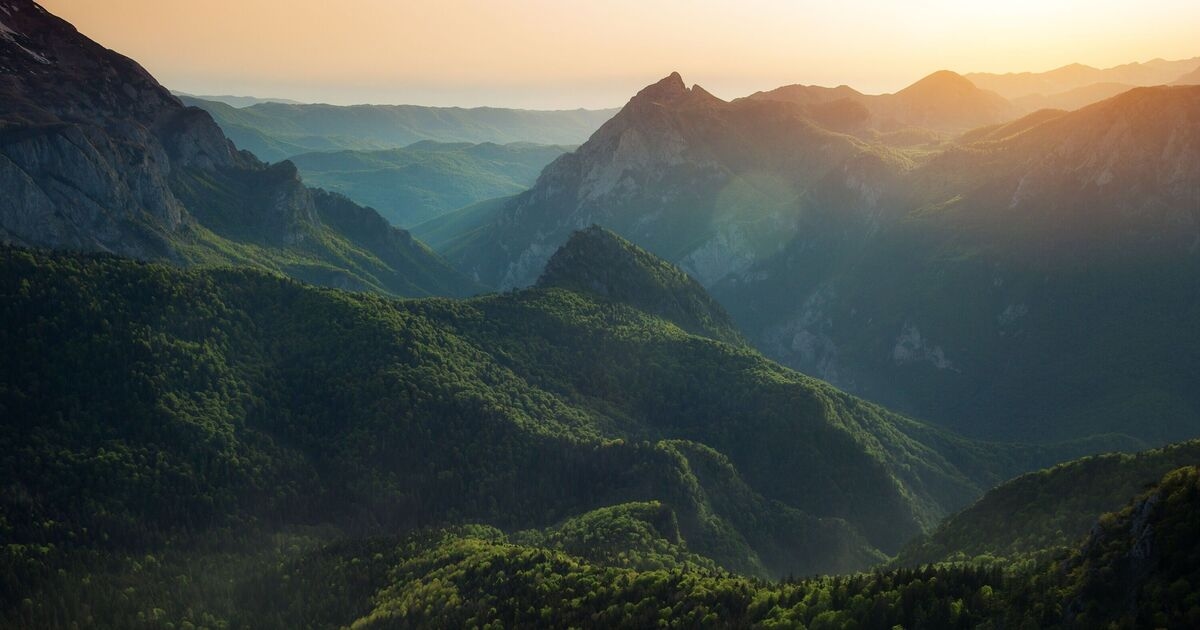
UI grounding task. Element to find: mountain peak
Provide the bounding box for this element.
[899,70,978,96]
[537,226,744,345]
[633,71,690,102]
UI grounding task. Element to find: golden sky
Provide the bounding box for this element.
[39,0,1200,109]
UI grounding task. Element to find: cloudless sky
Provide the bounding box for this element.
[39,0,1200,109]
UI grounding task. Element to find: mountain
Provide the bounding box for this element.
[716,85,1200,443]
[1011,82,1136,111]
[288,141,570,226]
[0,0,475,297]
[0,241,1122,611]
[448,71,887,288]
[183,95,618,163]
[320,464,1200,628]
[967,57,1200,100]
[439,71,1200,445]
[1175,65,1200,85]
[1048,465,1200,627]
[746,70,1019,134]
[537,226,744,345]
[171,91,304,107]
[895,440,1200,566]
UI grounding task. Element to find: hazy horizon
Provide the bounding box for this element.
[35,0,1200,108]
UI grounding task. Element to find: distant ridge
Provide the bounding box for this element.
[747,69,1018,132]
[171,91,304,107]
[184,95,618,162]
[966,56,1200,100]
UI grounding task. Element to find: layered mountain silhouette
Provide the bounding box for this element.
[747,69,1019,133]
[0,0,475,296]
[1175,65,1200,85]
[441,70,1200,444]
[966,57,1200,100]
[184,95,616,162]
[288,141,569,226]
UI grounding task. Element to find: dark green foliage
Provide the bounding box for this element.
[896,440,1200,566]
[0,247,980,565]
[1055,466,1200,628]
[0,245,1178,628]
[538,226,746,345]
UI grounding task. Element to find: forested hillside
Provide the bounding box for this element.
[0,239,1128,626]
[895,440,1200,566]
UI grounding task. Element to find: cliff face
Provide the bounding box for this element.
[0,0,261,255]
[0,0,477,297]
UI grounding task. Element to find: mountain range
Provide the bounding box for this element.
[170,91,304,108]
[288,141,570,226]
[3,1,1200,626]
[746,69,1019,135]
[183,95,616,163]
[966,56,1200,100]
[436,71,1200,445]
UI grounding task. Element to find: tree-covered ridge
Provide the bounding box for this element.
[0,245,1110,585]
[894,440,1200,567]
[312,470,1200,629]
[537,226,745,346]
[1051,465,1200,627]
[10,461,1197,628]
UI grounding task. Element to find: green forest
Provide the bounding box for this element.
[2,235,1197,628]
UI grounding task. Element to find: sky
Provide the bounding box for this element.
[39,0,1200,109]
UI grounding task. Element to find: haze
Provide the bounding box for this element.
[39,0,1200,109]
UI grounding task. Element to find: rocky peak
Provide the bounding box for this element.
[627,72,724,110]
[633,72,689,103]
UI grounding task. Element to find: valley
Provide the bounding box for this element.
[3,0,1200,627]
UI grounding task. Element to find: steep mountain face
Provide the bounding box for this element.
[184,95,617,163]
[537,226,744,345]
[716,86,1200,443]
[967,57,1200,100]
[288,141,570,226]
[746,70,1019,133]
[894,440,1200,566]
[450,72,892,288]
[0,0,475,297]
